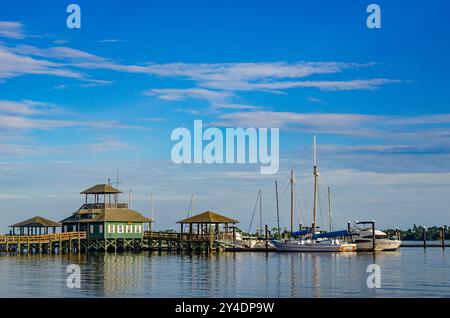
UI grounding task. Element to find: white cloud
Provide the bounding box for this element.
[212,111,382,135]
[144,88,231,102]
[0,100,59,115]
[0,21,25,39]
[306,96,324,103]
[211,111,450,142]
[84,137,132,153]
[95,39,124,43]
[0,44,83,80]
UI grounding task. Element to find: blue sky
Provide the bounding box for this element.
[1,0,450,232]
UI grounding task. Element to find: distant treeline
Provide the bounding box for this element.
[384,225,449,241]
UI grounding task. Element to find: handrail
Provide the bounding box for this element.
[143,231,234,242]
[0,231,86,244]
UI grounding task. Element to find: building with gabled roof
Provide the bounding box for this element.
[61,183,152,243]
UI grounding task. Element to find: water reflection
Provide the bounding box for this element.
[0,249,449,297]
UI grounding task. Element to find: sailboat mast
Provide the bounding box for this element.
[327,187,332,232]
[275,180,280,235]
[290,169,295,234]
[312,134,319,234]
[187,194,194,217]
[259,189,263,234]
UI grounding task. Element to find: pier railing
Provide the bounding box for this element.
[144,231,235,242]
[0,231,86,244]
[80,203,128,210]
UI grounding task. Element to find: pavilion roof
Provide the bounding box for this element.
[10,216,61,228]
[177,211,239,224]
[80,184,122,194]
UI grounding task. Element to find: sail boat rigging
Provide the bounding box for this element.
[271,134,357,252]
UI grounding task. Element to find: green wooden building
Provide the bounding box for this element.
[61,184,152,251]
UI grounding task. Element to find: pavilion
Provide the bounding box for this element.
[10,216,60,235]
[177,211,239,242]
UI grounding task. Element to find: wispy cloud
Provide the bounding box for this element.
[211,110,450,139]
[306,96,325,104]
[0,21,25,39]
[0,100,59,115]
[0,22,401,101]
[144,88,231,102]
[0,44,84,80]
[84,136,132,153]
[95,39,125,43]
[0,99,147,131]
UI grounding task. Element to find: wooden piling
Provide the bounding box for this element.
[265,224,269,250]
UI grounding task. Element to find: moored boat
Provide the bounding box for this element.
[352,228,401,251]
[273,134,356,253]
[272,238,356,252]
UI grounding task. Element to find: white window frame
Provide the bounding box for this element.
[108,224,115,234]
[89,224,94,234]
[72,225,76,232]
[125,225,132,233]
[134,224,142,234]
[99,224,104,234]
[117,224,124,234]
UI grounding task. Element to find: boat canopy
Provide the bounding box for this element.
[291,229,309,237]
[313,230,351,239]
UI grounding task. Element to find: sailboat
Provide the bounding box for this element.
[272,134,357,252]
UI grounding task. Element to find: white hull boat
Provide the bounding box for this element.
[272,239,356,252]
[352,229,401,251]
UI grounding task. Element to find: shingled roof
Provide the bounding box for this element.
[80,184,122,194]
[177,211,239,224]
[92,209,152,222]
[61,209,152,223]
[10,216,61,228]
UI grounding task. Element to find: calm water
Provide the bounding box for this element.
[0,248,449,298]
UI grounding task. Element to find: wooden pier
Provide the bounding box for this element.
[0,230,237,254]
[0,232,86,254]
[144,231,236,252]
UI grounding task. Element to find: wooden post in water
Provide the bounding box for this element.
[78,232,81,255]
[189,224,193,252]
[265,224,269,250]
[209,224,213,252]
[423,227,427,249]
[232,224,236,247]
[441,226,445,249]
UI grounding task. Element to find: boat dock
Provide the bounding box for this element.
[0,232,86,254]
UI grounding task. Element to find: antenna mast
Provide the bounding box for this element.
[151,193,154,220]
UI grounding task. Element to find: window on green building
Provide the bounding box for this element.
[135,224,142,233]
